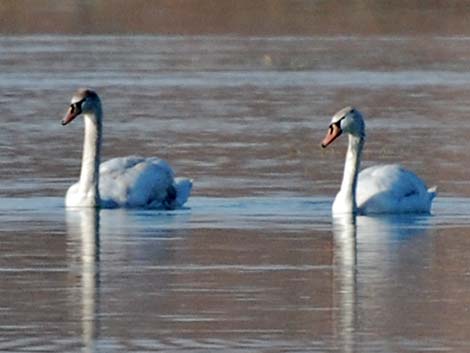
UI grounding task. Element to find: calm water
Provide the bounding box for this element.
[2,35,470,352]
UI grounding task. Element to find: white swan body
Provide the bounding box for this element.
[355,164,436,214]
[62,89,192,209]
[322,107,436,215]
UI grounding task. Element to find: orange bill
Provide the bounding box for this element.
[321,124,342,148]
[61,105,80,126]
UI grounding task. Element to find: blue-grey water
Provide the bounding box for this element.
[2,34,470,353]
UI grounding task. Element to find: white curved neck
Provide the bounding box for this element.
[79,111,102,207]
[335,134,364,214]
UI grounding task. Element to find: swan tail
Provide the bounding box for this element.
[174,177,193,207]
[428,186,438,200]
[425,186,437,213]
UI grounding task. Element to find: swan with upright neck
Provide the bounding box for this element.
[321,107,436,215]
[61,89,192,209]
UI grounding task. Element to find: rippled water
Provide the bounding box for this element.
[2,35,470,352]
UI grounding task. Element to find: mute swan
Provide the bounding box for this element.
[61,89,192,209]
[321,106,436,215]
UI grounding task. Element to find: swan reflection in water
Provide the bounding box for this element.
[65,208,101,353]
[332,213,432,352]
[65,207,191,351]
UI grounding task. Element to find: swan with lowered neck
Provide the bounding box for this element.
[61,89,192,209]
[321,106,436,215]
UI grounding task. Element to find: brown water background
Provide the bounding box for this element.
[1,0,470,36]
[1,2,470,353]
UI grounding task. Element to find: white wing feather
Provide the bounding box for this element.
[356,164,436,214]
[98,156,191,209]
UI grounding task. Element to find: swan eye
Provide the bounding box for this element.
[70,103,80,113]
[71,103,82,115]
[329,121,343,133]
[70,98,85,114]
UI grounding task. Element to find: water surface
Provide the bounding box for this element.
[1,35,470,352]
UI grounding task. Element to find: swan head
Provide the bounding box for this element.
[321,106,365,148]
[62,89,101,126]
